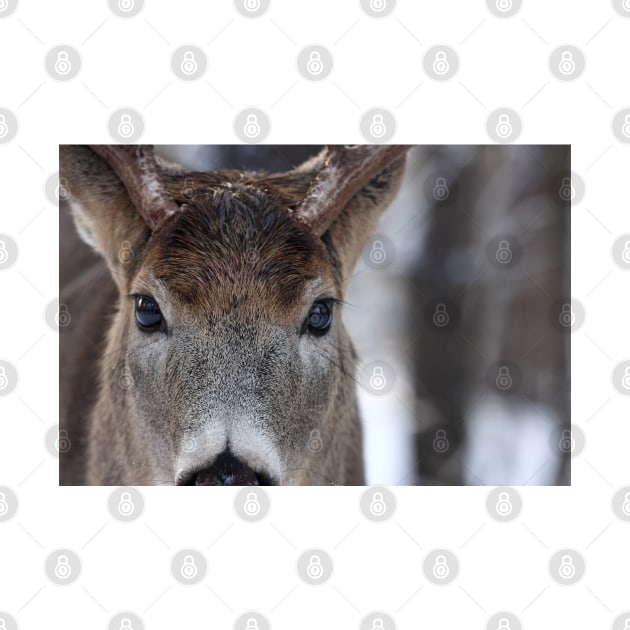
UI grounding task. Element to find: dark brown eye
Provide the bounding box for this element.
[134,295,163,331]
[306,300,333,336]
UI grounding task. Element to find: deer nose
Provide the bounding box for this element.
[189,450,271,486]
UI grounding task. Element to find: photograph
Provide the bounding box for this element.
[60,144,570,486]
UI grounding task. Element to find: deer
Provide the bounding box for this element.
[59,144,408,486]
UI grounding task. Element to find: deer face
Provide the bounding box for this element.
[60,145,407,485]
[118,192,346,484]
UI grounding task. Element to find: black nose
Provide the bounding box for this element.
[189,450,271,486]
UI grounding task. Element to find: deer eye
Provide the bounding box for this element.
[134,295,163,331]
[306,300,333,336]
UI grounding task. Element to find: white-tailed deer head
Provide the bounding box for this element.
[60,144,408,485]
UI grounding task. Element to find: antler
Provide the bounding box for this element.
[293,145,409,236]
[89,145,179,230]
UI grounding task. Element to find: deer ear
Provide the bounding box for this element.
[266,148,406,274]
[60,145,151,287]
[323,158,406,274]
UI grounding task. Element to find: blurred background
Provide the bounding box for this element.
[156,145,571,486]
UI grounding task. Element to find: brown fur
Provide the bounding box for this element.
[59,145,406,485]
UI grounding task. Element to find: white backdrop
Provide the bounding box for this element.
[0,1,629,629]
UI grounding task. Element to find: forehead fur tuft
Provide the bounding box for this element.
[143,186,337,318]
